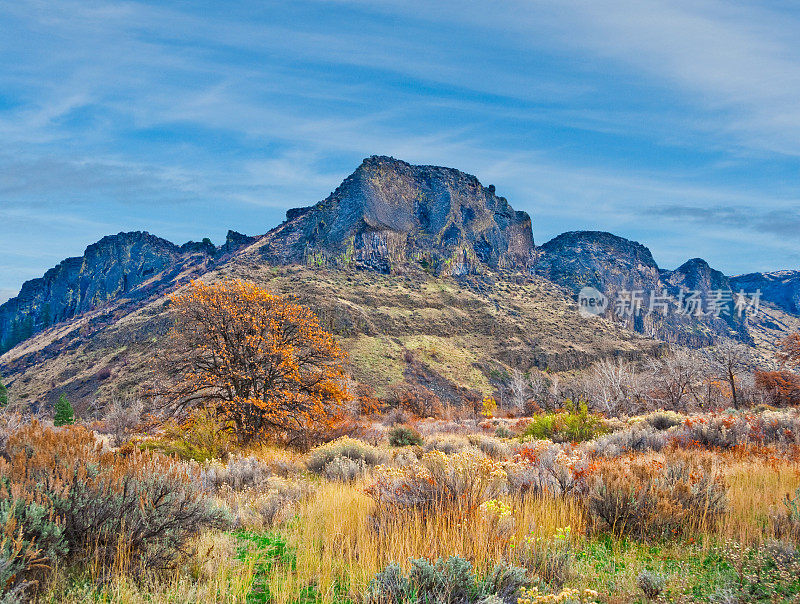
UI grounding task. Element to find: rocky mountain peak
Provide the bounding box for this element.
[730,270,800,314]
[0,231,215,354]
[664,258,730,293]
[535,230,661,293]
[257,156,534,275]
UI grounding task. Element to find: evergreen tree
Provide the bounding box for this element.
[0,376,7,407]
[54,393,75,426]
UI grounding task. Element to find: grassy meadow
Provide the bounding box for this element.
[5,406,798,604]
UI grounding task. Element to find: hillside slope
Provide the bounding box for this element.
[0,260,661,414]
[1,156,797,415]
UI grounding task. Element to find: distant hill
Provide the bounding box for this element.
[730,270,800,315]
[0,156,797,414]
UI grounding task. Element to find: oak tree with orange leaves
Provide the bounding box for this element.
[754,370,800,406]
[160,279,348,445]
[780,332,800,369]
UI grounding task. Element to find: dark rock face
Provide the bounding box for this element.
[535,232,749,345]
[535,231,661,294]
[258,156,534,275]
[730,271,800,315]
[224,230,257,253]
[0,231,214,353]
[664,258,731,294]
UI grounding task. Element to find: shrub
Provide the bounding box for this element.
[387,385,444,418]
[755,370,800,407]
[585,454,727,538]
[423,434,470,455]
[505,442,592,498]
[481,561,529,603]
[520,403,608,443]
[518,586,599,604]
[352,383,386,416]
[494,425,514,439]
[673,410,800,449]
[198,455,274,491]
[408,556,479,603]
[220,475,308,529]
[586,425,668,457]
[367,450,506,511]
[143,407,234,462]
[0,422,228,587]
[520,414,558,441]
[644,410,684,431]
[513,527,576,588]
[323,455,368,482]
[366,562,408,604]
[306,436,384,473]
[480,396,498,419]
[468,435,510,460]
[53,394,74,427]
[0,495,64,597]
[98,399,144,446]
[0,377,7,407]
[388,426,423,447]
[637,570,667,599]
[720,540,800,601]
[366,557,528,604]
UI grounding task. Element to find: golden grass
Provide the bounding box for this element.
[36,444,800,603]
[42,532,257,604]
[265,481,586,604]
[716,453,800,544]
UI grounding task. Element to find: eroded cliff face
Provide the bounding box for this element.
[256,155,535,275]
[535,231,662,294]
[0,230,256,353]
[731,271,800,315]
[535,232,750,346]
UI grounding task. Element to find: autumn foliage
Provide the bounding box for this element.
[161,280,348,445]
[0,422,225,594]
[780,332,800,369]
[755,370,800,407]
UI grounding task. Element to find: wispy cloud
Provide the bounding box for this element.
[1,0,799,297]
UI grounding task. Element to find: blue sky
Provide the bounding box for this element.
[2,0,800,302]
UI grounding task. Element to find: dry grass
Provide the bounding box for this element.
[265,481,584,603]
[42,532,257,603]
[715,452,800,544]
[28,415,800,603]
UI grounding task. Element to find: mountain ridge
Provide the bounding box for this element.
[0,230,255,354]
[0,156,798,412]
[255,155,534,275]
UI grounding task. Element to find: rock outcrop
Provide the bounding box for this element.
[535,231,661,294]
[256,155,534,275]
[0,232,215,353]
[663,257,732,295]
[535,232,750,345]
[730,270,800,315]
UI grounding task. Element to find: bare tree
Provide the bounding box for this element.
[706,341,752,409]
[587,358,640,415]
[647,348,702,410]
[528,369,552,411]
[101,399,145,447]
[507,369,529,412]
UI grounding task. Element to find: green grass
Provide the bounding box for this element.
[235,531,294,603]
[572,537,800,602]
